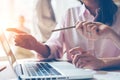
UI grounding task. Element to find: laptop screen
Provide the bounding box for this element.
[0,31,16,66]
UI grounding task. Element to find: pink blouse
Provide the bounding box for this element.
[45,4,120,60]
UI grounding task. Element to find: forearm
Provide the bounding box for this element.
[34,42,50,58]
[110,30,120,49]
[100,57,120,68]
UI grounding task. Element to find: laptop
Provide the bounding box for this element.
[0,31,96,80]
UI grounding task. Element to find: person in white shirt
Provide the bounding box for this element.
[32,0,56,43]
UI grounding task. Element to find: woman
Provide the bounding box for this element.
[7,0,120,70]
[70,0,120,69]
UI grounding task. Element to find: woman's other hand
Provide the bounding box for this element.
[69,47,83,59]
[72,52,105,70]
[76,21,113,40]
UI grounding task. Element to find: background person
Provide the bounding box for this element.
[12,15,34,59]
[32,0,57,43]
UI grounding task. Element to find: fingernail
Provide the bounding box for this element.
[71,55,74,59]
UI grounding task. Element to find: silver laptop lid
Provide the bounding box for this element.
[0,30,16,67]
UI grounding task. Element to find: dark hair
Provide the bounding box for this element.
[94,0,118,26]
[79,0,118,26]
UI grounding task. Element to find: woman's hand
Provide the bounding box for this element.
[69,47,105,70]
[72,52,105,70]
[69,47,83,59]
[76,21,113,40]
[7,28,51,58]
[7,28,39,50]
[15,34,38,50]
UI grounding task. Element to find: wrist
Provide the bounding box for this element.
[34,42,50,58]
[97,59,107,69]
[99,58,119,69]
[33,41,42,51]
[107,28,117,40]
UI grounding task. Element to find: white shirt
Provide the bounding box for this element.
[46,4,120,60]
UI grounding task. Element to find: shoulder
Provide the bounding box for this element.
[66,5,83,14]
[62,5,84,20]
[58,4,85,27]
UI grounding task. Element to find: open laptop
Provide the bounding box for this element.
[0,31,96,80]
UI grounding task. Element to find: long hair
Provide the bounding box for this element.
[94,0,118,26]
[79,0,118,26]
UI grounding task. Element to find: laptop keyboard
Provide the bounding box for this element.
[25,63,61,76]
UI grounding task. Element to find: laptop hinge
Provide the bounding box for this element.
[14,64,24,76]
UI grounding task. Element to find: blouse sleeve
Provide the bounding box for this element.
[45,10,68,59]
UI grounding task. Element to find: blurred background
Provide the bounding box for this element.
[0,0,120,61]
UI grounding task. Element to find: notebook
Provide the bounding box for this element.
[0,31,96,80]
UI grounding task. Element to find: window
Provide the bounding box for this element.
[0,0,81,61]
[0,0,36,60]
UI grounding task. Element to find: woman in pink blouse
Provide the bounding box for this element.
[7,0,120,70]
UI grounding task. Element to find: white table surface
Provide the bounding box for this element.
[0,61,18,80]
[1,60,120,80]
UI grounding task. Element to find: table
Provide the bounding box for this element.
[0,59,120,80]
[0,61,18,80]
